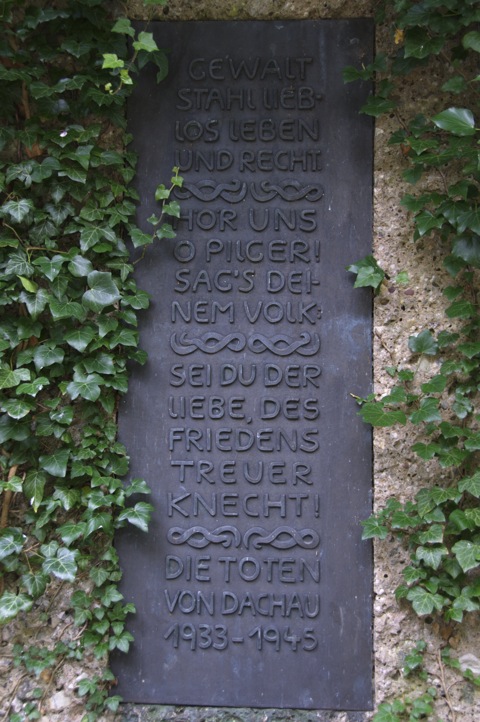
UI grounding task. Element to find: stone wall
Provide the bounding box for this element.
[1,2,478,721]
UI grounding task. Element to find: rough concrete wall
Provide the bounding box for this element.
[1,2,478,721]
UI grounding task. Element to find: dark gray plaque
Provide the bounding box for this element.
[114,20,373,710]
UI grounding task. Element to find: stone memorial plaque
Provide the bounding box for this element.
[114,20,373,710]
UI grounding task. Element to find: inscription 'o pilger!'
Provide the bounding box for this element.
[170,331,320,356]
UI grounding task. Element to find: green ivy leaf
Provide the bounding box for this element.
[0,529,25,560]
[465,432,480,452]
[82,271,121,311]
[457,208,480,235]
[445,298,476,318]
[408,330,438,356]
[130,227,153,248]
[39,449,70,478]
[346,255,385,292]
[0,198,34,223]
[415,545,447,570]
[0,416,30,443]
[63,326,96,352]
[123,288,150,310]
[395,271,410,285]
[409,397,441,424]
[416,487,461,517]
[441,76,467,94]
[154,183,170,200]
[155,223,176,240]
[403,566,425,585]
[432,108,476,136]
[163,201,180,218]
[414,210,444,237]
[44,201,74,225]
[53,487,81,511]
[85,511,113,537]
[406,586,444,615]
[116,502,153,533]
[359,403,407,427]
[1,477,20,503]
[58,166,87,183]
[21,288,49,318]
[17,276,38,293]
[1,398,34,420]
[453,391,472,419]
[109,630,134,653]
[465,508,480,526]
[33,255,65,281]
[0,592,33,623]
[361,516,388,540]
[404,28,444,59]
[21,572,48,598]
[373,702,404,722]
[462,31,480,53]
[50,405,74,426]
[16,376,50,397]
[5,251,34,277]
[101,584,124,606]
[452,236,480,267]
[448,509,474,533]
[360,96,396,116]
[102,53,124,70]
[404,165,424,184]
[458,342,480,359]
[132,32,159,54]
[105,696,122,713]
[452,540,480,572]
[33,344,65,370]
[58,521,85,546]
[82,353,115,375]
[391,510,420,528]
[49,298,86,321]
[66,372,102,401]
[42,547,78,582]
[459,472,480,498]
[24,470,47,512]
[437,446,469,468]
[89,566,110,587]
[79,225,116,251]
[125,478,151,497]
[67,255,93,277]
[420,375,446,393]
[0,366,31,390]
[108,328,138,348]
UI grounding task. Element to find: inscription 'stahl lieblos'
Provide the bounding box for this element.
[113,20,374,710]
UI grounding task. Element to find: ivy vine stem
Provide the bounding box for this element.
[437,649,457,722]
[0,465,17,528]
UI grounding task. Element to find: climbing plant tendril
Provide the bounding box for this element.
[345,0,479,718]
[0,0,172,719]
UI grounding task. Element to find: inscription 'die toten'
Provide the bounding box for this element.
[113,20,374,710]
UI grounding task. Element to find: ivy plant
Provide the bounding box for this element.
[0,0,172,719]
[345,0,479,718]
